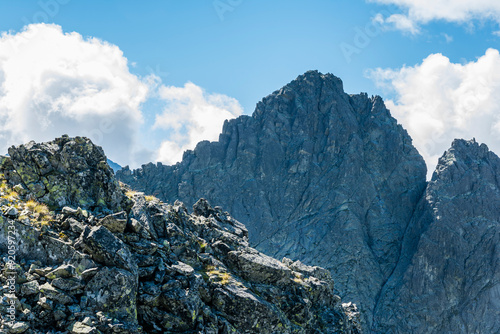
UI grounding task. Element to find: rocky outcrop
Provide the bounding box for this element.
[1,135,130,213]
[372,139,500,333]
[0,137,361,333]
[117,70,428,326]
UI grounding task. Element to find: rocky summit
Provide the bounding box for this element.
[117,71,500,333]
[373,139,500,333]
[0,136,361,333]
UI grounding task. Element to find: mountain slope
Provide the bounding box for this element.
[117,70,428,326]
[0,136,361,333]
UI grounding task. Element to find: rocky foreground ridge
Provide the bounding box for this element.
[0,135,362,333]
[117,71,500,333]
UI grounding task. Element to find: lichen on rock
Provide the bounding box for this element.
[1,135,131,213]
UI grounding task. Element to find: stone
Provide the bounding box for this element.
[79,225,137,274]
[373,139,500,333]
[5,321,29,333]
[37,296,53,309]
[5,136,131,212]
[85,267,138,324]
[69,321,98,334]
[98,211,127,233]
[227,250,292,284]
[45,264,76,279]
[39,283,74,305]
[4,206,18,218]
[20,280,40,296]
[51,277,85,291]
[171,261,194,276]
[80,268,99,281]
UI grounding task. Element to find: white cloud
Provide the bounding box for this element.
[154,82,243,164]
[385,14,421,34]
[369,0,500,33]
[0,23,243,169]
[367,48,500,178]
[0,23,152,166]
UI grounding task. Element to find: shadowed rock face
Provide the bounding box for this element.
[373,139,500,333]
[117,70,429,326]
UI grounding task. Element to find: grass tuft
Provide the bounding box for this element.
[144,195,157,202]
[205,265,232,285]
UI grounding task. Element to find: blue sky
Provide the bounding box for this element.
[0,0,499,175]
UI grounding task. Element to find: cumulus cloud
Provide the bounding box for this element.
[373,13,421,35]
[154,82,243,164]
[0,23,153,166]
[368,48,500,177]
[0,23,247,168]
[369,0,500,33]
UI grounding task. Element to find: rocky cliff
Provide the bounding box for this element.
[117,71,500,333]
[373,139,500,333]
[0,136,362,333]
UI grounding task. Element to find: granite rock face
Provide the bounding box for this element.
[0,136,361,333]
[117,70,428,326]
[373,139,500,333]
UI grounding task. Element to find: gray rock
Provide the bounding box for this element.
[80,268,99,281]
[3,136,131,212]
[39,282,74,304]
[68,321,98,334]
[79,225,137,274]
[4,206,18,218]
[373,139,500,333]
[52,277,85,291]
[37,296,53,309]
[85,267,138,325]
[98,211,127,233]
[46,264,76,279]
[20,280,40,296]
[5,321,29,333]
[227,249,292,284]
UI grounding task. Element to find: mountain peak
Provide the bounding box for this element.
[253,70,346,119]
[117,71,428,328]
[432,138,499,182]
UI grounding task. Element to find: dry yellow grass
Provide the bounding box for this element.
[205,265,232,285]
[144,195,157,202]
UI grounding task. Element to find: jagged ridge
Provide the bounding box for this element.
[0,136,361,333]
